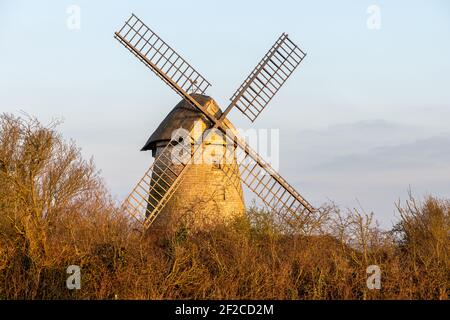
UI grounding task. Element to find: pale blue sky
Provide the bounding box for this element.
[1,0,450,227]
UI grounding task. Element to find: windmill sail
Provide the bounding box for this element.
[114,14,211,98]
[123,136,192,229]
[221,134,317,232]
[230,33,306,122]
[115,15,314,232]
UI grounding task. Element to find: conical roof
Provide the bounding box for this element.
[141,94,226,151]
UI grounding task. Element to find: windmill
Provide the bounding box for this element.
[114,14,317,233]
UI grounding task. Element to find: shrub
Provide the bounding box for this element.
[0,114,448,299]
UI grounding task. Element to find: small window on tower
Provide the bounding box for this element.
[212,160,221,170]
[214,186,226,201]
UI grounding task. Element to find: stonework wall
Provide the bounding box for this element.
[145,95,246,234]
[150,144,245,234]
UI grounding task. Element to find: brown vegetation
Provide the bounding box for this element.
[0,114,448,299]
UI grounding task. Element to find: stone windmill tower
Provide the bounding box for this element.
[141,94,245,232]
[114,14,317,233]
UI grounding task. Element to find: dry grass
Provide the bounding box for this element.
[0,113,448,300]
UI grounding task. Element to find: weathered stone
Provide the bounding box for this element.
[143,95,245,234]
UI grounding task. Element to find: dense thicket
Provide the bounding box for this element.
[0,114,448,299]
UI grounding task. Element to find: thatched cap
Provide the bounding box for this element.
[141,94,233,151]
